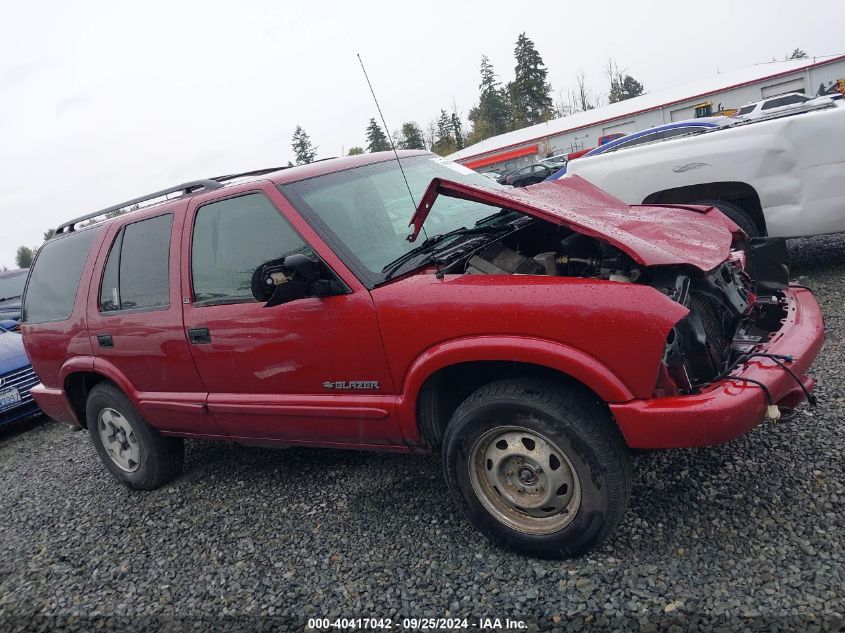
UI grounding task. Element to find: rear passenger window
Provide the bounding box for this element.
[191,193,310,304]
[99,214,172,312]
[23,226,103,324]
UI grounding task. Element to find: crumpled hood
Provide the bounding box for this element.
[410,175,741,272]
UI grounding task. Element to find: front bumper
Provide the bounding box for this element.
[611,287,824,449]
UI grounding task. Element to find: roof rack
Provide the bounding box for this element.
[54,158,341,235]
[55,179,224,235]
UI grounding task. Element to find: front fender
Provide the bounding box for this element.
[395,335,636,444]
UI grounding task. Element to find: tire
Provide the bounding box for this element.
[442,378,631,558]
[693,199,761,238]
[86,382,184,490]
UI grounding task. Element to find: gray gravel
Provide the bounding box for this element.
[1,235,844,633]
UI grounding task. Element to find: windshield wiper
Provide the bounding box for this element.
[382,225,505,280]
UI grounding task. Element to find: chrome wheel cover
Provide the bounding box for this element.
[468,426,581,534]
[97,408,141,473]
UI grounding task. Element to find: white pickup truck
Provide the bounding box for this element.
[559,103,845,238]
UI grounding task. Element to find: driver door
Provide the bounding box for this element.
[180,184,400,446]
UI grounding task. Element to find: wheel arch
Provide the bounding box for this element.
[642,181,766,235]
[398,336,635,450]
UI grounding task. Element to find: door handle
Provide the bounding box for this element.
[97,334,114,348]
[187,327,212,344]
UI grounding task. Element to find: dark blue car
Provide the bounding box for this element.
[546,117,732,181]
[0,323,40,427]
[0,269,28,325]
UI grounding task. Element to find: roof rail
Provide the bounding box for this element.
[54,179,223,234]
[54,158,343,235]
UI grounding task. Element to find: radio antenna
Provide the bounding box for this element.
[357,53,429,243]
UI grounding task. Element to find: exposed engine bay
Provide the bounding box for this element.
[435,219,790,395]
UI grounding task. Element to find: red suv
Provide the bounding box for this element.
[22,151,823,557]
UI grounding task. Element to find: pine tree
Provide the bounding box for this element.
[347,146,365,156]
[468,55,512,144]
[365,118,391,152]
[607,61,645,103]
[399,122,425,150]
[510,33,555,128]
[291,125,317,165]
[431,109,456,156]
[788,48,808,60]
[450,112,464,150]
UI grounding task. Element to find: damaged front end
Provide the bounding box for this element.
[653,238,793,397]
[411,177,822,445]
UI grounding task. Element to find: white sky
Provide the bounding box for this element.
[1,0,842,268]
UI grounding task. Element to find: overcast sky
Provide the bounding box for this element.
[1,0,842,268]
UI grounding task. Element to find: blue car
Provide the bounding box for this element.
[0,269,28,325]
[546,117,733,181]
[0,322,40,427]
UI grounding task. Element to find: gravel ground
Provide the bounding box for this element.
[1,235,844,633]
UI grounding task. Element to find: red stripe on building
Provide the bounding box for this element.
[464,145,539,169]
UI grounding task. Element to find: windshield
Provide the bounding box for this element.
[280,155,509,284]
[0,272,27,300]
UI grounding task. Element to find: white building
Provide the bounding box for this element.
[449,55,845,174]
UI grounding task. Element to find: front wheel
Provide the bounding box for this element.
[442,379,631,558]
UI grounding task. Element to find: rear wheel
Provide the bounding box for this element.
[86,383,184,490]
[442,378,631,558]
[693,199,761,238]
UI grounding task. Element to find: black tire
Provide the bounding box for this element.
[86,382,184,490]
[693,199,761,238]
[442,378,631,558]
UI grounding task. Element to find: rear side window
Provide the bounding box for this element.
[737,105,756,115]
[23,227,102,324]
[191,193,310,304]
[99,214,173,312]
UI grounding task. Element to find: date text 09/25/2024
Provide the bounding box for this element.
[307,617,528,630]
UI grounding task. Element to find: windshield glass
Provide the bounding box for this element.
[280,155,508,283]
[0,272,27,300]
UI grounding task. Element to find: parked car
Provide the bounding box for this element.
[735,91,837,119]
[538,154,568,171]
[0,269,29,326]
[23,151,823,558]
[497,162,553,187]
[548,103,845,239]
[479,171,501,181]
[0,321,40,427]
[547,118,732,180]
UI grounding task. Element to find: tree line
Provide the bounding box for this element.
[290,32,648,165]
[8,42,809,268]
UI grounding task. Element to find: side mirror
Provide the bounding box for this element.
[284,253,321,281]
[256,252,346,308]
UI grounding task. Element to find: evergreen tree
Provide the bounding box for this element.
[365,118,391,152]
[468,55,512,144]
[42,228,55,242]
[450,112,464,150]
[607,61,645,103]
[347,146,365,156]
[788,48,808,60]
[510,33,555,128]
[431,109,456,156]
[15,245,34,269]
[291,125,317,165]
[398,122,426,150]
